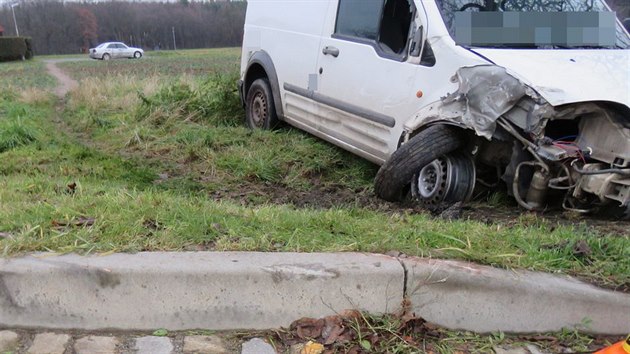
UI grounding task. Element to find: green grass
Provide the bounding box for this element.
[57,48,240,80]
[0,48,628,291]
[0,117,39,153]
[0,59,56,90]
[2,167,628,287]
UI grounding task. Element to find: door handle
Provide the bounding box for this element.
[322,46,340,57]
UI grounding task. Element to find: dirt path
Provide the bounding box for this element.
[43,59,93,144]
[44,60,80,98]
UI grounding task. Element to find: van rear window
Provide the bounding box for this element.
[335,0,383,40]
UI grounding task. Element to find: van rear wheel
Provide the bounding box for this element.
[246,78,278,130]
[374,125,470,203]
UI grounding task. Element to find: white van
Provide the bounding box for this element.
[238,0,630,216]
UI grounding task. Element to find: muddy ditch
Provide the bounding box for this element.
[202,177,630,238]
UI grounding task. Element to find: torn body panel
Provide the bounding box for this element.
[404,65,552,139]
[403,64,630,216]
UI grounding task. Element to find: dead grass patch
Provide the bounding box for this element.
[18,87,53,105]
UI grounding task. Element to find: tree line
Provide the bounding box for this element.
[0,0,246,55]
[0,0,627,56]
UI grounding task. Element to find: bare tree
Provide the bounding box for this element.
[0,0,246,55]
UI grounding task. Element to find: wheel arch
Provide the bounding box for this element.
[400,120,473,149]
[243,51,284,119]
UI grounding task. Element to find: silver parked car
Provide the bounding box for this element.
[89,42,144,60]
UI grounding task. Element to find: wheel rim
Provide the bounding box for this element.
[103,54,110,60]
[135,52,141,58]
[416,159,447,201]
[251,91,267,128]
[412,153,476,205]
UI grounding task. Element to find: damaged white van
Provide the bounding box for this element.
[238,0,630,216]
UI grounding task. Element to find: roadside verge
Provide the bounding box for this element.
[1,252,628,335]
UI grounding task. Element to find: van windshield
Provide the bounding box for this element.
[436,0,630,49]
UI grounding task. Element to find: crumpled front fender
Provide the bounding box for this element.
[404,65,542,140]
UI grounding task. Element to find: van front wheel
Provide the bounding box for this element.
[246,78,278,130]
[374,125,466,202]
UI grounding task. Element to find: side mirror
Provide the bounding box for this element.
[409,25,424,57]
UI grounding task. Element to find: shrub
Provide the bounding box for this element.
[24,37,34,59]
[0,37,33,62]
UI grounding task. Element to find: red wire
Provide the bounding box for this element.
[552,142,586,163]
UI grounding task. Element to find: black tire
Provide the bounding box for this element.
[102,53,111,61]
[134,51,142,59]
[374,125,463,202]
[245,78,278,130]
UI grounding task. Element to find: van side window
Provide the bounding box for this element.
[378,0,413,55]
[335,0,384,40]
[334,0,416,61]
[421,40,436,66]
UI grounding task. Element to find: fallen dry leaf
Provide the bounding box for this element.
[346,345,362,354]
[284,310,440,353]
[300,341,324,354]
[339,309,362,320]
[322,323,345,345]
[66,182,77,194]
[292,318,325,339]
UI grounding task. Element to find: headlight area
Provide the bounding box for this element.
[493,101,630,216]
[404,65,630,217]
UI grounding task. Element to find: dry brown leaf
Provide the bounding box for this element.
[339,310,362,320]
[300,341,324,354]
[346,345,362,354]
[66,182,77,194]
[291,318,325,339]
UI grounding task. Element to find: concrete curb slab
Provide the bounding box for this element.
[402,257,630,335]
[1,252,628,334]
[0,252,403,330]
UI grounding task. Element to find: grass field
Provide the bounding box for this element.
[0,49,628,296]
[57,48,239,80]
[0,59,57,89]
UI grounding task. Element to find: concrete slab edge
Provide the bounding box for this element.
[0,252,628,335]
[402,257,630,335]
[0,252,403,331]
